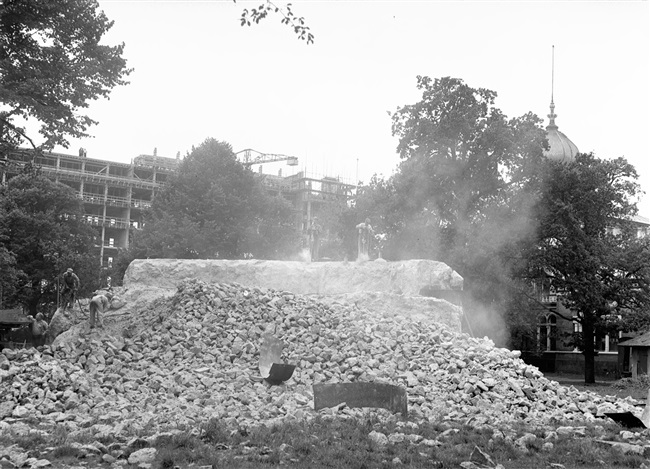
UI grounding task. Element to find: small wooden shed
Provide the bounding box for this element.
[0,308,31,349]
[618,332,650,378]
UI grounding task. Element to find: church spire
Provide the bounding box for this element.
[547,45,558,130]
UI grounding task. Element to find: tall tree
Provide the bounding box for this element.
[528,153,650,383]
[130,138,297,261]
[0,173,99,314]
[0,0,131,153]
[0,238,19,308]
[241,192,299,259]
[389,76,547,262]
[377,76,548,340]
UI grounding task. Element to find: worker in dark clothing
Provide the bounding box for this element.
[61,268,80,309]
[307,217,322,262]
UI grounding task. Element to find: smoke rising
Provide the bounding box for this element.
[372,167,542,349]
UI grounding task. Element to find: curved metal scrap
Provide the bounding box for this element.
[259,334,295,385]
[265,363,296,385]
[605,389,650,429]
[604,411,647,429]
[313,382,407,416]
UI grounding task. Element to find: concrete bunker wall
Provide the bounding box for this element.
[124,259,464,332]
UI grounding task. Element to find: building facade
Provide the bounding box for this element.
[1,149,179,267]
[260,170,355,233]
[525,99,650,377]
[1,149,354,265]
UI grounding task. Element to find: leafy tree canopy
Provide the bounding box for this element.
[129,138,298,262]
[340,76,551,342]
[0,0,131,153]
[0,238,19,307]
[0,173,99,314]
[236,0,314,44]
[388,77,548,265]
[527,153,650,382]
[380,77,548,275]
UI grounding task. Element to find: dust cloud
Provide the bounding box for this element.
[391,190,540,349]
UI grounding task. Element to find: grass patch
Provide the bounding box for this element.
[0,430,49,451]
[7,402,650,468]
[49,444,82,459]
[138,418,650,469]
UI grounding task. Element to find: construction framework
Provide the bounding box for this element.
[1,148,355,264]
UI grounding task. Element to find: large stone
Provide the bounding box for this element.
[0,401,15,419]
[127,447,157,465]
[123,259,463,297]
[48,307,81,341]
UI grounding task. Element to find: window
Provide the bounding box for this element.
[107,257,113,268]
[596,332,606,352]
[538,314,558,351]
[573,320,582,333]
[595,332,618,353]
[548,315,557,350]
[108,238,114,247]
[607,334,618,352]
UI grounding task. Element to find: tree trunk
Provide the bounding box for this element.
[583,317,596,384]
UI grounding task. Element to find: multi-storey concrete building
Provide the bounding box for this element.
[1,149,179,267]
[260,170,355,233]
[1,149,355,265]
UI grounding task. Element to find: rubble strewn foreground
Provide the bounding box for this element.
[0,279,641,441]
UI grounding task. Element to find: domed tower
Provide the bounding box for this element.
[544,99,579,161]
[544,46,579,161]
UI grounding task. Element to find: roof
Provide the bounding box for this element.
[543,101,579,162]
[544,127,579,162]
[632,214,650,226]
[619,332,650,347]
[0,308,31,326]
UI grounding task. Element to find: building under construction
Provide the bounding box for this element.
[1,148,354,265]
[1,149,180,267]
[237,148,355,232]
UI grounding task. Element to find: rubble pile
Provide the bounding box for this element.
[0,279,640,439]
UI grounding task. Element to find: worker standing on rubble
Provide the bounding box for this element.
[60,268,80,309]
[30,313,49,347]
[356,218,373,261]
[89,291,113,329]
[308,217,322,262]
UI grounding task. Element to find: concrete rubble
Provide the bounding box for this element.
[0,278,642,447]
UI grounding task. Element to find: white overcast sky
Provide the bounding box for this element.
[51,1,650,214]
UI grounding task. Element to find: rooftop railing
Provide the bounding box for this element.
[39,166,161,189]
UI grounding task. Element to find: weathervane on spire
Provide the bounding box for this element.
[547,45,558,130]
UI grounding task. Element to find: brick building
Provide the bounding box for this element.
[525,99,650,377]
